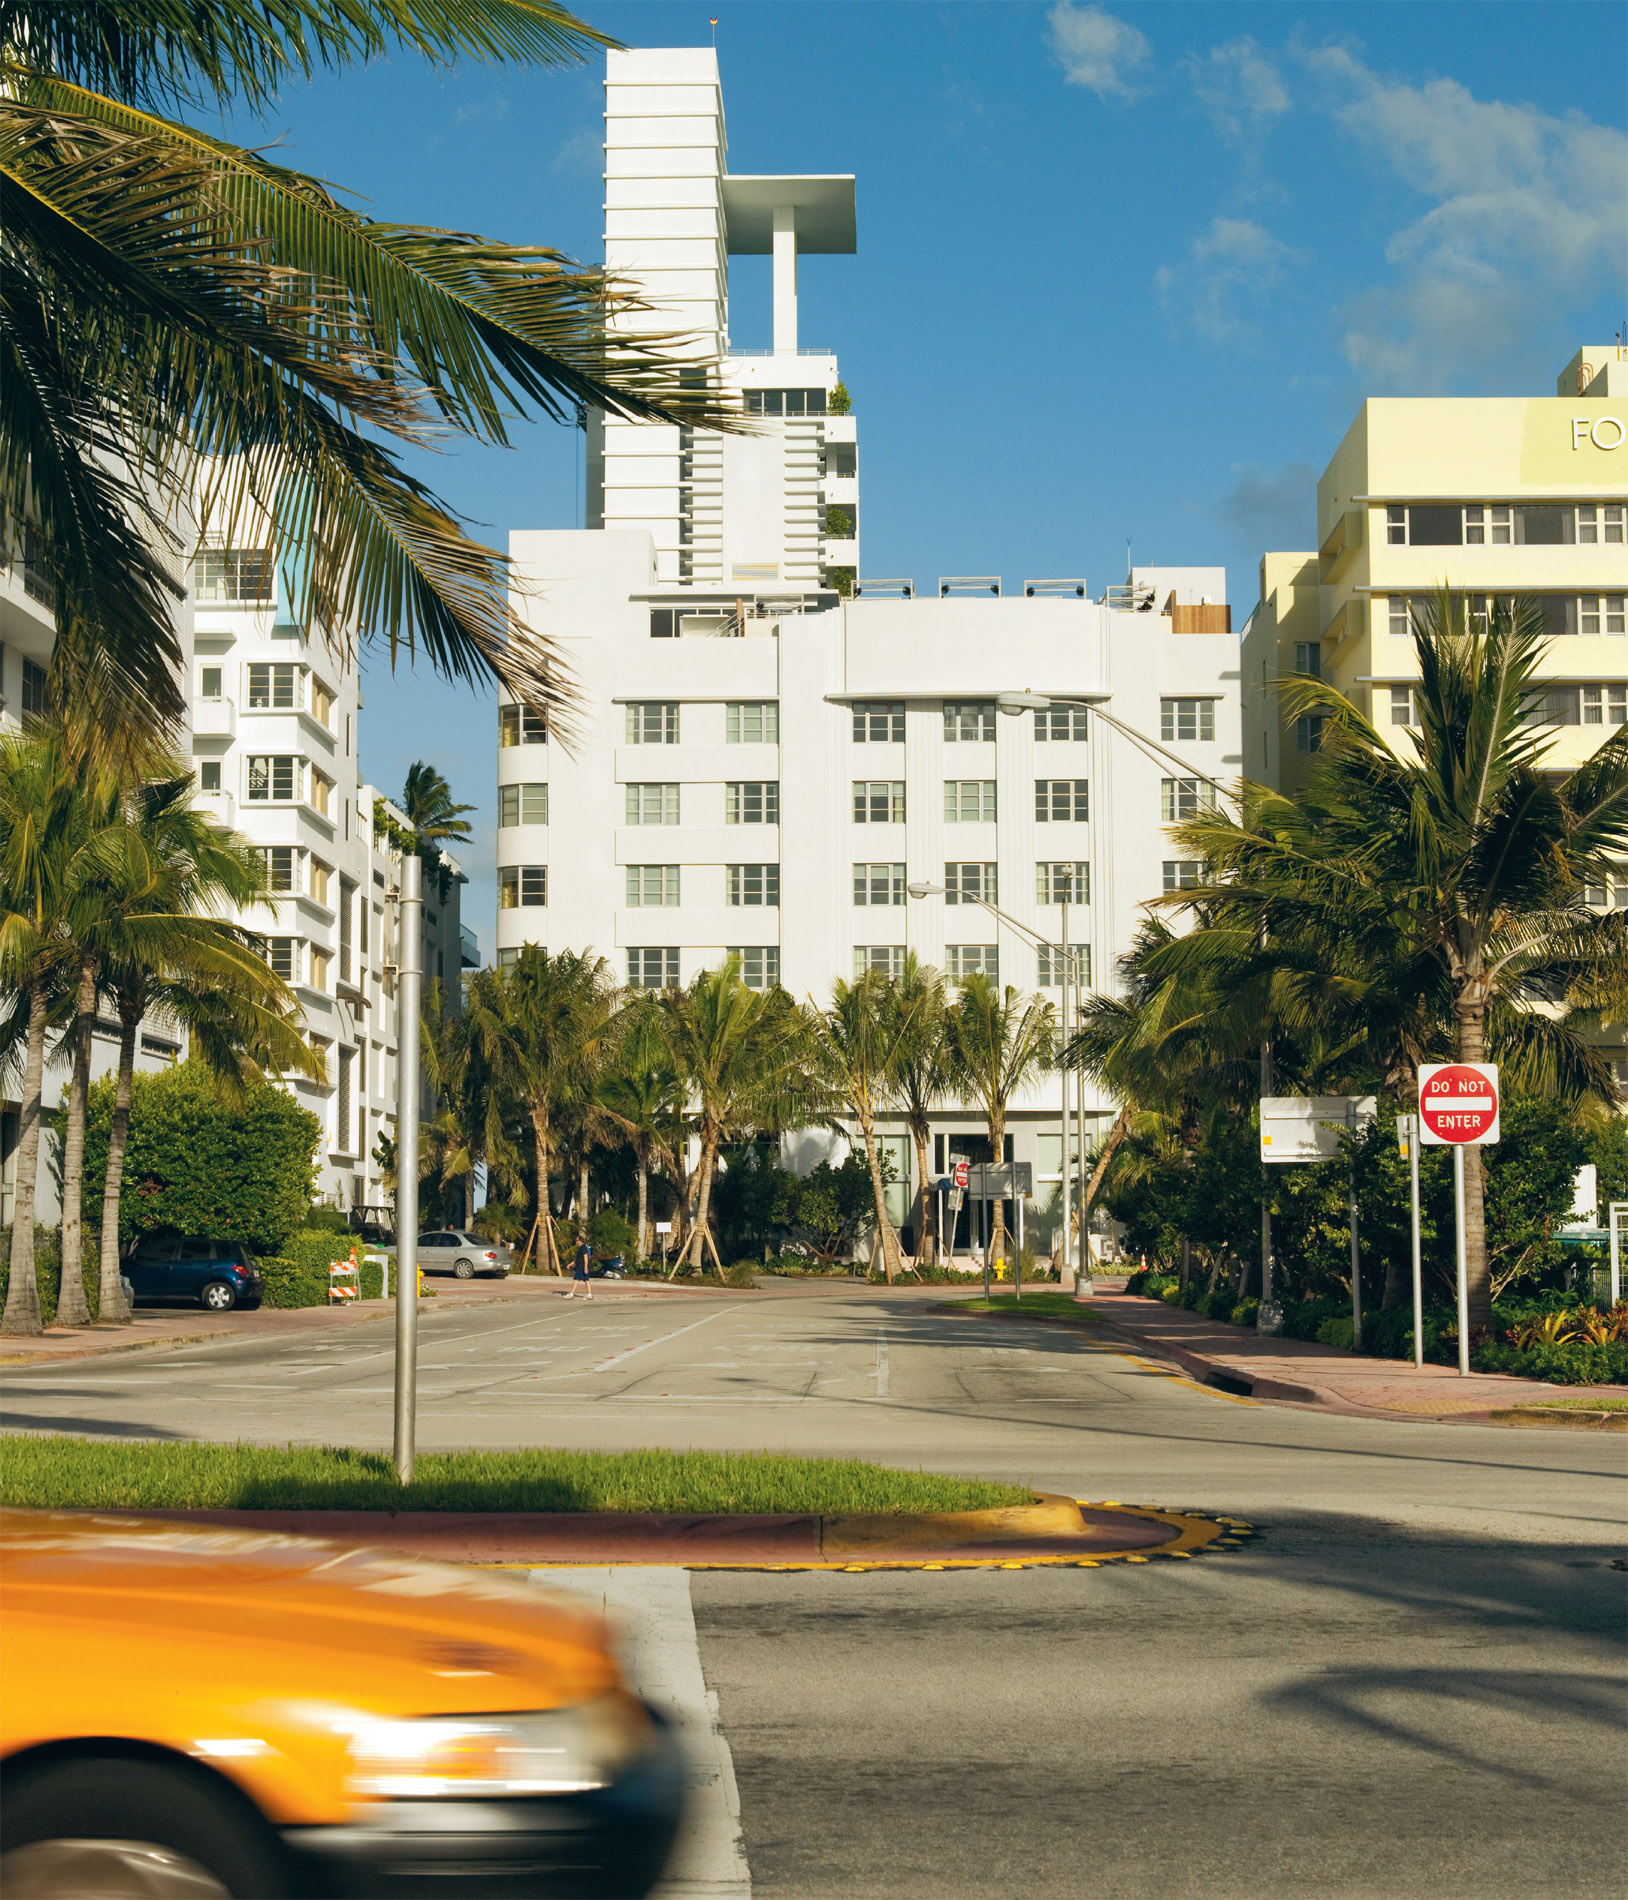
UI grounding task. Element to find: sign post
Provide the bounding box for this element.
[1398,1116,1423,1369]
[1609,1203,1628,1306]
[1418,1063,1500,1376]
[1261,1096,1376,1338]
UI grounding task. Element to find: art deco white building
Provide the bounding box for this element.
[494,47,1243,1247]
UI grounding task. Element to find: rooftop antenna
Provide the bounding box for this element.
[709,16,718,44]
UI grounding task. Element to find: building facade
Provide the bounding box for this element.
[495,46,1243,1248]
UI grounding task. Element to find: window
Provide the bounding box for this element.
[727,781,779,824]
[1293,642,1321,678]
[1405,504,1463,546]
[945,862,997,905]
[1388,597,1412,638]
[309,771,331,818]
[855,780,906,823]
[1035,705,1089,742]
[1036,861,1089,904]
[852,701,905,743]
[1163,861,1204,892]
[728,864,779,906]
[625,783,677,826]
[193,547,272,601]
[21,657,47,718]
[650,609,677,639]
[200,665,223,698]
[625,865,679,907]
[1583,874,1608,909]
[1523,686,1581,727]
[247,755,297,801]
[1390,686,1417,727]
[199,761,221,792]
[247,662,298,709]
[496,947,522,969]
[262,936,296,980]
[1035,779,1088,823]
[1295,715,1324,752]
[335,1047,353,1154]
[854,946,905,979]
[1037,943,1090,988]
[628,947,679,989]
[1386,504,1406,545]
[1512,505,1576,546]
[731,947,780,989]
[727,701,779,743]
[944,701,995,743]
[309,946,330,990]
[499,703,547,746]
[742,388,827,417]
[1581,685,1628,726]
[500,866,547,908]
[853,862,905,906]
[1160,778,1216,821]
[1160,698,1214,742]
[627,701,679,744]
[1579,596,1628,636]
[946,944,998,982]
[944,780,995,823]
[258,846,296,893]
[498,782,548,826]
[312,679,335,728]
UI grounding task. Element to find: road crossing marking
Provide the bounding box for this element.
[875,1330,890,1398]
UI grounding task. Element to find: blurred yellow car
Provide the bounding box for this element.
[0,1509,684,1897]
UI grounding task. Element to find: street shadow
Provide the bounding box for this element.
[0,1411,189,1439]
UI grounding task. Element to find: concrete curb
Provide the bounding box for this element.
[98,1493,1249,1571]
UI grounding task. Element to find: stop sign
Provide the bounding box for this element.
[953,1160,969,1189]
[1418,1063,1500,1146]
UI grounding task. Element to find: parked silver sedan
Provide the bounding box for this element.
[415,1230,513,1279]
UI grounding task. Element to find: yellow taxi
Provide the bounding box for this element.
[0,1510,684,1897]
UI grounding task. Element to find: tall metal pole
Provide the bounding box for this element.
[1259,1037,1275,1329]
[1074,991,1088,1289]
[1407,1116,1423,1370]
[1453,1144,1470,1377]
[1348,1098,1362,1353]
[1059,896,1072,1288]
[392,852,423,1483]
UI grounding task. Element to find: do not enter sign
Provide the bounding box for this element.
[953,1160,970,1190]
[1418,1063,1500,1146]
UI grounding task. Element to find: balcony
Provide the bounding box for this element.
[193,695,237,737]
[460,923,480,968]
[196,788,237,827]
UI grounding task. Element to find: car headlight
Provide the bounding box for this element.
[345,1694,652,1798]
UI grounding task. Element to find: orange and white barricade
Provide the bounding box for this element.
[328,1252,361,1302]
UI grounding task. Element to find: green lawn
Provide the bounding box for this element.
[1512,1396,1628,1414]
[945,1292,1108,1324]
[0,1438,1032,1515]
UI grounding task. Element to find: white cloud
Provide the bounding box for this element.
[550,126,601,175]
[452,91,509,127]
[1189,37,1289,151]
[1302,43,1628,388]
[1217,462,1318,553]
[1155,217,1299,344]
[1048,3,1151,101]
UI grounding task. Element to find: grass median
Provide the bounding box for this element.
[0,1438,1033,1515]
[945,1292,1108,1323]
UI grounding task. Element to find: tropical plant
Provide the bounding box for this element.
[1513,1311,1579,1349]
[1165,593,1628,1326]
[599,994,684,1259]
[401,761,475,906]
[883,953,950,1264]
[462,949,617,1274]
[1,0,739,745]
[944,974,1056,1264]
[658,960,808,1276]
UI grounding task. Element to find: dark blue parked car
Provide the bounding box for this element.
[123,1237,264,1312]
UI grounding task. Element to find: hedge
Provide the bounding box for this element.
[0,1225,98,1328]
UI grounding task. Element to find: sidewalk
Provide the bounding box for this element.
[1086,1290,1628,1421]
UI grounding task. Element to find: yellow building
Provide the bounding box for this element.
[1244,344,1628,793]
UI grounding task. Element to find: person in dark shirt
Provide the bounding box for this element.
[564,1231,593,1301]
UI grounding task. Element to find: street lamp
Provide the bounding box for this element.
[906,878,1088,1292]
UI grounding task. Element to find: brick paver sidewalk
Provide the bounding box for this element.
[1085,1290,1628,1420]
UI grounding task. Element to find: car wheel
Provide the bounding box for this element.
[453,1257,476,1280]
[1,1758,291,1899]
[198,1280,237,1312]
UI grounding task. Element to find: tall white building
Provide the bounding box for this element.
[495,47,1242,1246]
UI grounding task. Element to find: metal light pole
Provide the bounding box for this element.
[1348,1097,1362,1353]
[1401,1114,1423,1370]
[392,852,423,1483]
[1453,1146,1470,1377]
[1059,893,1072,1287]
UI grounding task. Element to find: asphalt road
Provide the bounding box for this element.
[4,1284,1624,1897]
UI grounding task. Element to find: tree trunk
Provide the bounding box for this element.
[531,1109,563,1276]
[1080,1106,1131,1221]
[910,1123,934,1265]
[55,956,98,1328]
[682,1133,720,1276]
[1456,992,1493,1329]
[858,1115,902,1282]
[636,1154,649,1260]
[578,1158,590,1229]
[97,1002,139,1323]
[2,980,50,1335]
[986,1113,1008,1264]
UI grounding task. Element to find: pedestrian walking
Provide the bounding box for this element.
[564,1230,593,1301]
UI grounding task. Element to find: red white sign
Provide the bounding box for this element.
[1418,1063,1500,1146]
[953,1160,970,1190]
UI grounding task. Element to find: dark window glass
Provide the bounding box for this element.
[650,609,676,638]
[763,390,783,417]
[784,389,805,416]
[1514,506,1575,546]
[1408,505,1462,546]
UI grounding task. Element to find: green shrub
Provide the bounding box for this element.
[588,1210,637,1257]
[83,1061,320,1256]
[259,1235,386,1308]
[721,1259,761,1288]
[301,1207,352,1235]
[1229,1298,1259,1329]
[1471,1338,1628,1385]
[1316,1316,1356,1349]
[828,380,852,415]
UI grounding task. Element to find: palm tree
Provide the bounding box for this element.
[1,1,740,747]
[807,971,924,1283]
[883,954,950,1264]
[945,974,1056,1266]
[600,997,685,1260]
[1168,593,1628,1326]
[402,762,476,907]
[421,978,486,1227]
[659,960,806,1276]
[463,949,616,1275]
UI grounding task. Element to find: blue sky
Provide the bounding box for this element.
[222,2,1628,943]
